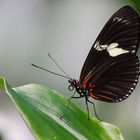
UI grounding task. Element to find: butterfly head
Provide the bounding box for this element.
[68,79,77,91]
[68,79,89,97]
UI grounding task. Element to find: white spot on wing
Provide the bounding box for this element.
[133,83,136,86]
[131,50,135,54]
[131,87,134,90]
[107,43,118,50]
[94,41,107,51]
[119,98,122,101]
[132,45,136,48]
[113,17,129,24]
[113,17,123,22]
[99,44,108,50]
[123,96,126,99]
[94,42,130,57]
[107,46,129,57]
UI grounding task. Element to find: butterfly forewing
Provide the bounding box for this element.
[79,6,140,102]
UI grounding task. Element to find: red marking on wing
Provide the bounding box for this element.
[82,78,95,90]
[82,82,87,89]
[89,90,114,101]
[79,65,95,83]
[80,67,95,90]
[89,90,100,100]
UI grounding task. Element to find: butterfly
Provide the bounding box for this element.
[32,6,140,119]
[68,6,140,105]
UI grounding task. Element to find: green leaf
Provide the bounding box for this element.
[0,77,124,140]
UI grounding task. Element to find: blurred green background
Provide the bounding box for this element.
[0,0,140,140]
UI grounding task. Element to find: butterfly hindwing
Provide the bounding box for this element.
[90,54,139,102]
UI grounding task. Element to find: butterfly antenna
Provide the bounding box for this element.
[31,63,70,79]
[48,53,71,79]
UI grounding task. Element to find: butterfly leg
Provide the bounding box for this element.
[71,96,83,98]
[87,99,102,121]
[85,97,90,120]
[59,91,77,119]
[85,96,92,130]
[63,91,83,114]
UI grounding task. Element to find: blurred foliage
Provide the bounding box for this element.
[0,134,4,140]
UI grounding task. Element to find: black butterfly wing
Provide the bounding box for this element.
[90,54,139,102]
[79,6,140,102]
